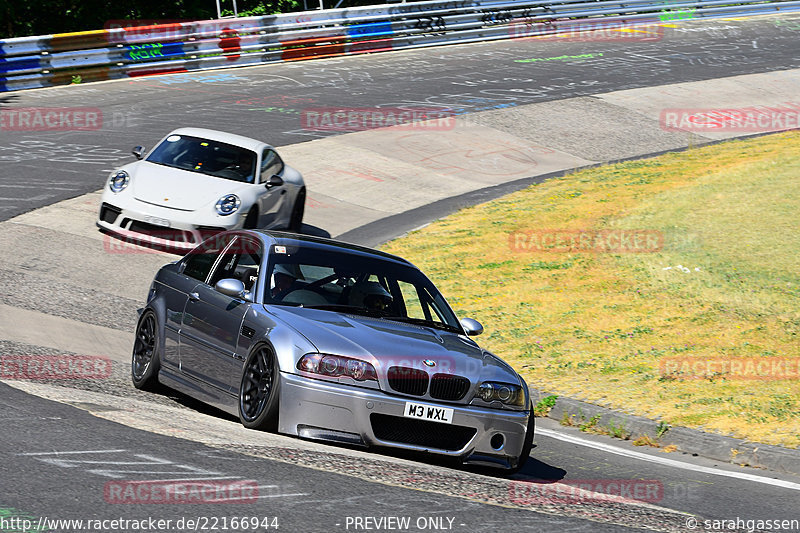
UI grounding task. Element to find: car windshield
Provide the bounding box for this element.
[146,134,257,183]
[265,245,463,334]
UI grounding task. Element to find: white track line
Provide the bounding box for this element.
[536,428,800,491]
[19,449,128,455]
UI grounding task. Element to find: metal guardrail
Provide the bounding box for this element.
[1,0,798,92]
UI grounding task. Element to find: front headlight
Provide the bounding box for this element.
[475,381,525,407]
[215,194,241,216]
[297,353,378,383]
[108,170,129,193]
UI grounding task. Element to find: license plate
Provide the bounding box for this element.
[144,216,171,227]
[403,402,453,424]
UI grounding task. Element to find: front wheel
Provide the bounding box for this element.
[506,411,535,475]
[288,188,305,233]
[131,310,161,390]
[239,344,280,431]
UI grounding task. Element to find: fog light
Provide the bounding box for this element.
[490,434,505,450]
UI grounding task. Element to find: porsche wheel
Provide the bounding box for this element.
[131,310,161,390]
[239,344,280,431]
[288,188,305,232]
[243,207,259,229]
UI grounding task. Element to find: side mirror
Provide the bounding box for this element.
[132,146,145,160]
[460,317,484,336]
[215,278,250,301]
[265,174,284,188]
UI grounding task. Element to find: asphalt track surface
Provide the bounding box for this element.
[2,15,800,533]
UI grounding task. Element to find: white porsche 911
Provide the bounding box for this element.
[97,128,305,251]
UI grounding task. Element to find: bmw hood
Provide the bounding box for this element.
[266,306,520,384]
[130,161,250,211]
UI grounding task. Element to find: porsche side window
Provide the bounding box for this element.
[260,149,284,181]
[208,237,263,291]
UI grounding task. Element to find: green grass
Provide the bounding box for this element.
[383,131,800,448]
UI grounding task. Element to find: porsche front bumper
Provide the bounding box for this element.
[97,200,238,252]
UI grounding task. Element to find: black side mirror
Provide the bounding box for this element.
[266,175,284,188]
[132,146,145,160]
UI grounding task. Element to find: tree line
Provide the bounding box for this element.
[0,0,339,38]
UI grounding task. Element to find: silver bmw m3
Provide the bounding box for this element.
[133,230,534,472]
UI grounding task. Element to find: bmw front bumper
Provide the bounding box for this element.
[278,372,532,470]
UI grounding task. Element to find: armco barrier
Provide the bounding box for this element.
[1,0,799,92]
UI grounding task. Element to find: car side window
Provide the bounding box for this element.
[208,237,263,292]
[182,235,234,283]
[396,281,427,320]
[260,149,284,182]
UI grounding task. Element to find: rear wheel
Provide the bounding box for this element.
[239,344,280,431]
[288,188,305,232]
[131,310,161,390]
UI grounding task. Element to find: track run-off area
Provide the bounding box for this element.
[1,13,800,533]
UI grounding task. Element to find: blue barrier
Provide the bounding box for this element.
[347,21,395,38]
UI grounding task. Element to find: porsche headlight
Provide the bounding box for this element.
[215,194,241,216]
[108,170,129,193]
[475,381,525,407]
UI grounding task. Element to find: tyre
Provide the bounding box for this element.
[238,344,280,431]
[288,188,305,232]
[506,414,535,475]
[243,207,259,229]
[131,310,161,390]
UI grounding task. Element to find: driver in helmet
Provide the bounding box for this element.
[270,263,303,300]
[349,281,393,312]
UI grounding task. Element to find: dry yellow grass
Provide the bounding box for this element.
[383,131,800,448]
